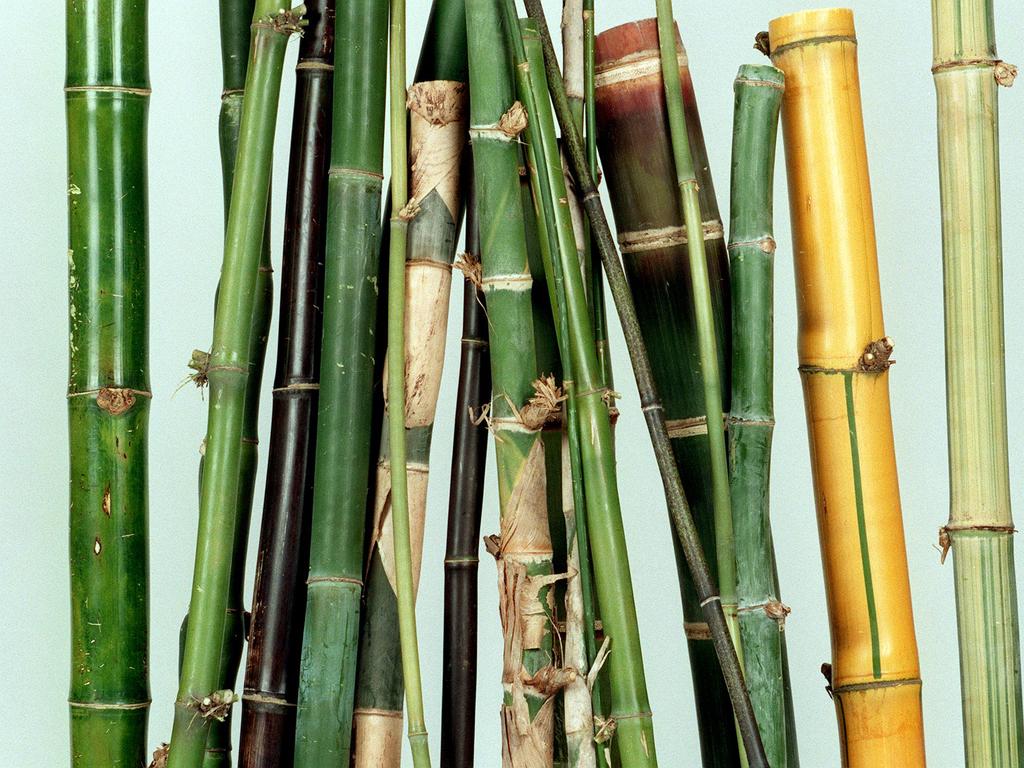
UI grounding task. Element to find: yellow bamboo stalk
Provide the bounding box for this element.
[769,9,926,767]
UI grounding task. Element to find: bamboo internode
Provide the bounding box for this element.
[770,9,925,766]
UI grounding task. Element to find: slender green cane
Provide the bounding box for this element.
[292,0,388,762]
[66,1,150,765]
[728,63,797,768]
[932,2,1024,764]
[510,11,659,765]
[517,2,768,764]
[653,1,740,671]
[386,0,431,761]
[166,5,301,768]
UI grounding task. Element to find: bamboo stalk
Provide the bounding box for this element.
[166,5,301,767]
[727,63,797,768]
[238,2,333,765]
[593,20,739,766]
[517,3,767,765]
[440,183,491,768]
[202,2,277,763]
[465,1,564,762]
[931,2,1024,764]
[353,81,467,768]
[291,0,388,762]
[66,1,150,765]
[769,9,925,766]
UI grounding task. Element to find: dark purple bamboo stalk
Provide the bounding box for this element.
[237,3,333,765]
[440,181,489,768]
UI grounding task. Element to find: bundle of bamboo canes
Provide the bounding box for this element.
[770,9,926,767]
[64,1,1024,767]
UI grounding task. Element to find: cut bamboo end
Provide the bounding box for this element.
[768,7,855,52]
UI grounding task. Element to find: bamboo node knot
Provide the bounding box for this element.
[764,601,791,626]
[760,237,777,254]
[594,716,617,744]
[858,337,894,372]
[483,534,502,560]
[754,31,770,56]
[498,101,529,138]
[97,387,136,416]
[523,665,576,696]
[821,662,834,699]
[189,689,236,722]
[995,61,1018,87]
[454,251,483,290]
[265,5,307,35]
[938,526,952,564]
[398,198,422,221]
[147,743,169,768]
[188,349,211,388]
[518,375,566,430]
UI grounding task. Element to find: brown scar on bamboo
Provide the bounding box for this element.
[97,387,137,415]
[102,486,111,517]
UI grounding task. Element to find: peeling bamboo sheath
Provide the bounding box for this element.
[931,1,1024,764]
[770,10,925,766]
[66,1,151,765]
[353,81,467,768]
[594,20,739,767]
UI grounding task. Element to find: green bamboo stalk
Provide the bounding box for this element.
[511,14,659,766]
[517,3,767,765]
[465,1,564,762]
[292,0,388,763]
[66,1,150,765]
[931,2,1024,764]
[204,2,274,763]
[385,0,431,761]
[653,1,740,674]
[728,63,797,768]
[166,5,301,768]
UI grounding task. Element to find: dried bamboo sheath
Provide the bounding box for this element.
[728,65,797,768]
[931,2,1024,764]
[770,9,925,766]
[353,81,468,768]
[594,20,736,767]
[238,1,333,765]
[66,1,150,765]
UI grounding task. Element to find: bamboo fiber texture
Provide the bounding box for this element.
[931,2,1024,764]
[238,2,333,765]
[593,19,736,767]
[728,64,797,768]
[769,9,925,766]
[66,1,150,765]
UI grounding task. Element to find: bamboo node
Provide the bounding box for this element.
[764,601,791,625]
[484,534,502,560]
[187,349,211,388]
[523,665,577,696]
[147,743,169,768]
[593,716,617,744]
[518,376,567,430]
[754,31,771,57]
[995,61,1018,87]
[254,5,308,36]
[498,101,529,138]
[398,198,421,221]
[97,387,137,416]
[188,689,236,722]
[858,337,894,372]
[454,251,484,290]
[821,662,834,699]
[938,524,1017,563]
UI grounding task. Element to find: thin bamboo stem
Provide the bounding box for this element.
[66,1,150,764]
[769,9,925,766]
[238,1,333,764]
[440,181,490,768]
[728,63,797,768]
[166,5,301,767]
[931,3,1024,764]
[291,0,388,762]
[518,3,767,764]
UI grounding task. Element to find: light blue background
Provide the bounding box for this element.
[3,1,1023,765]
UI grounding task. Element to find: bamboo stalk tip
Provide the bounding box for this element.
[593,17,682,68]
[768,7,855,52]
[735,63,784,88]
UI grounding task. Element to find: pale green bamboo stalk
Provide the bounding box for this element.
[932,2,1023,764]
